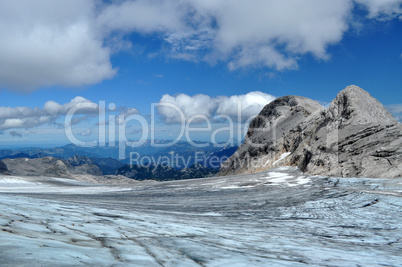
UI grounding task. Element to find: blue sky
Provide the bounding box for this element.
[0,0,401,148]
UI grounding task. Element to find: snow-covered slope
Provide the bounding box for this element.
[1,169,401,266]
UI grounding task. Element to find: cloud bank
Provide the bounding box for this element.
[158,91,276,123]
[0,0,400,91]
[0,97,98,131]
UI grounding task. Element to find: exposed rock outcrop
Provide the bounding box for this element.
[0,160,9,175]
[219,85,402,178]
[67,155,95,166]
[2,156,102,178]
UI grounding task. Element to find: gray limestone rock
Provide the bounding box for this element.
[327,85,397,127]
[2,156,102,178]
[219,95,324,176]
[67,155,95,166]
[0,160,9,175]
[219,85,402,178]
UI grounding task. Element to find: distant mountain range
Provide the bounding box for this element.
[116,163,218,181]
[1,140,236,161]
[2,157,102,178]
[0,140,238,180]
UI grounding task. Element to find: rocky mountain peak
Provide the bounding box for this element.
[328,85,397,127]
[219,85,401,178]
[246,95,324,139]
[68,155,94,166]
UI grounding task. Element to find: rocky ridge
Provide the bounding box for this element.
[0,160,9,175]
[2,156,102,178]
[117,163,218,181]
[219,85,402,178]
[1,155,219,183]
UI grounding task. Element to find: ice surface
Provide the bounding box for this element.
[273,152,291,165]
[0,175,131,194]
[0,171,401,266]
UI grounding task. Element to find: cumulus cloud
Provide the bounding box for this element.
[158,91,275,124]
[216,92,276,122]
[96,0,184,35]
[355,0,402,19]
[0,0,116,91]
[194,0,352,69]
[158,94,218,123]
[0,97,98,131]
[0,0,399,91]
[155,0,353,69]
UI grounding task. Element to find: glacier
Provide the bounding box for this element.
[0,168,401,266]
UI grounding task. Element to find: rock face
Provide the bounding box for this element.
[0,160,9,175]
[219,85,402,178]
[2,156,102,178]
[67,155,95,166]
[117,163,218,181]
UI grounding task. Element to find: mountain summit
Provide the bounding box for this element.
[328,85,397,127]
[219,85,402,178]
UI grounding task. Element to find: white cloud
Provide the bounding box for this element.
[355,0,402,19]
[158,91,275,124]
[156,0,353,70]
[96,0,185,35]
[0,0,399,91]
[158,94,218,124]
[0,97,98,131]
[216,92,276,122]
[0,0,115,91]
[193,0,352,69]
